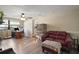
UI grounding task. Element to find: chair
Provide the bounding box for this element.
[2,30,12,39]
[0,48,15,54]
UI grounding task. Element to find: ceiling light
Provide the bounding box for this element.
[21,13,25,20]
[21,17,25,20]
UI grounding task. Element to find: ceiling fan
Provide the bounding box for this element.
[21,13,33,21]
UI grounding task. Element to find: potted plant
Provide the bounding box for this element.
[0,11,4,24]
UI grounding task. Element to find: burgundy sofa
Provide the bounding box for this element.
[42,31,73,50]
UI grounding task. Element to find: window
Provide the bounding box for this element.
[0,19,20,29]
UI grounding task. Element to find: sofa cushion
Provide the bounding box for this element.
[47,31,67,41]
[48,35,66,41]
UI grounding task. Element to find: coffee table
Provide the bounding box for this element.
[42,40,62,54]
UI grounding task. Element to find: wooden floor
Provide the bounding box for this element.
[0,37,43,54]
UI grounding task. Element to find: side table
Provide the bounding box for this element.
[73,38,78,49]
[0,48,2,52]
[77,44,79,51]
[16,32,23,39]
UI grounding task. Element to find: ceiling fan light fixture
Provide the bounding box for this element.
[21,13,24,17]
[21,17,25,20]
[21,13,25,20]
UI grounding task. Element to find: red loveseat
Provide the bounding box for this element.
[42,31,73,49]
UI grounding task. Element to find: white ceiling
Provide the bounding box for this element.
[0,5,79,18]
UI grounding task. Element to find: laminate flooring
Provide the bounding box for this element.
[0,37,43,54]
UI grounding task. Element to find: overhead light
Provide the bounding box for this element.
[21,13,25,20]
[21,17,25,20]
[21,13,24,17]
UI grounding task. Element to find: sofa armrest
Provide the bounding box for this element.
[41,33,49,42]
[65,34,72,42]
[65,34,73,48]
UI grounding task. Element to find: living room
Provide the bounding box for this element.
[0,5,79,54]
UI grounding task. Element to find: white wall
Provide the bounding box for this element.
[24,19,32,37]
[0,5,79,38]
[35,10,79,39]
